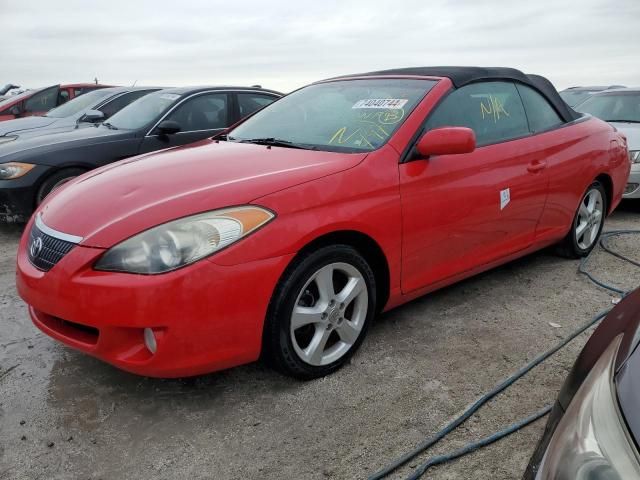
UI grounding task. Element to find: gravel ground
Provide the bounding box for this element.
[2,203,640,480]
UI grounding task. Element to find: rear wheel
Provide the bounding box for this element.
[36,168,86,205]
[556,181,606,258]
[263,245,376,379]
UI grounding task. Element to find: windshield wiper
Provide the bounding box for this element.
[606,119,640,124]
[103,122,118,130]
[238,137,315,150]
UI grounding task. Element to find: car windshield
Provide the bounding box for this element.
[229,79,437,152]
[105,91,182,130]
[559,90,596,107]
[45,89,114,118]
[576,92,640,123]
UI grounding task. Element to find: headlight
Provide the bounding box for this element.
[536,335,640,479]
[0,135,17,145]
[0,162,35,179]
[629,150,640,164]
[94,206,275,274]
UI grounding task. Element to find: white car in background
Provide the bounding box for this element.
[0,84,21,101]
[576,88,640,198]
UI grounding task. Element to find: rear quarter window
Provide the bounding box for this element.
[516,84,564,133]
[425,81,530,146]
[238,93,278,117]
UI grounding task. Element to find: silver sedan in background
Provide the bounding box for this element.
[560,85,626,107]
[576,88,640,198]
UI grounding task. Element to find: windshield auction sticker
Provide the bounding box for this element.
[352,99,408,109]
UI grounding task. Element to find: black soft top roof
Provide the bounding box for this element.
[328,66,579,122]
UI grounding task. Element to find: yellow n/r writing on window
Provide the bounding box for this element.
[480,95,510,123]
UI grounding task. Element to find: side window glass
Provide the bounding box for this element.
[99,91,152,119]
[516,84,564,133]
[165,93,228,131]
[24,87,59,113]
[425,81,529,146]
[58,90,69,105]
[238,93,277,117]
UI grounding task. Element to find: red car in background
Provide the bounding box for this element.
[16,67,630,380]
[0,83,112,121]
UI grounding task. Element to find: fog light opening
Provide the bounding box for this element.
[625,183,639,194]
[144,328,157,354]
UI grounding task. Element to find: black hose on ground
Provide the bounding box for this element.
[367,229,640,480]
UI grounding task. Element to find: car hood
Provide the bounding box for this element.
[39,139,367,248]
[0,116,58,136]
[0,124,129,163]
[610,122,640,150]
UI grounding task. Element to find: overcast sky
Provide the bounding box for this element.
[1,0,638,93]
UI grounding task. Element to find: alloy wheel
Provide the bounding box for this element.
[290,262,368,366]
[575,188,604,250]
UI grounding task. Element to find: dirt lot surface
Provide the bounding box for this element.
[2,204,640,480]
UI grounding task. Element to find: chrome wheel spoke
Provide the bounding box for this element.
[593,209,602,223]
[336,320,360,345]
[291,305,325,330]
[586,191,597,213]
[335,276,364,307]
[579,202,590,219]
[575,220,588,239]
[313,265,335,302]
[303,326,332,365]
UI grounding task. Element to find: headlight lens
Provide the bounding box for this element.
[0,162,35,179]
[94,206,274,274]
[536,335,640,479]
[629,150,640,164]
[0,135,17,145]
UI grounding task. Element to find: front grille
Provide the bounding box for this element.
[28,222,76,271]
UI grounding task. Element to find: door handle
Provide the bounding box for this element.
[527,160,547,173]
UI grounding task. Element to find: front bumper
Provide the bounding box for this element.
[623,166,640,199]
[0,183,36,223]
[16,220,294,377]
[0,164,51,223]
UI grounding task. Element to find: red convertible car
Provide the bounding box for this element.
[16,67,630,379]
[0,83,111,121]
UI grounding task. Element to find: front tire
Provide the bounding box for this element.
[556,181,607,258]
[36,168,86,205]
[263,245,376,379]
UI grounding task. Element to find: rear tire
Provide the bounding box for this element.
[263,245,376,380]
[36,168,86,205]
[556,181,607,258]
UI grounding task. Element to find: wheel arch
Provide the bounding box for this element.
[594,172,613,214]
[280,229,391,314]
[34,165,91,206]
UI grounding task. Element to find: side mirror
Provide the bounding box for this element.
[156,120,181,135]
[416,127,476,157]
[81,110,105,123]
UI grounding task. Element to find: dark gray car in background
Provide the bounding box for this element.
[0,87,161,144]
[0,85,281,222]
